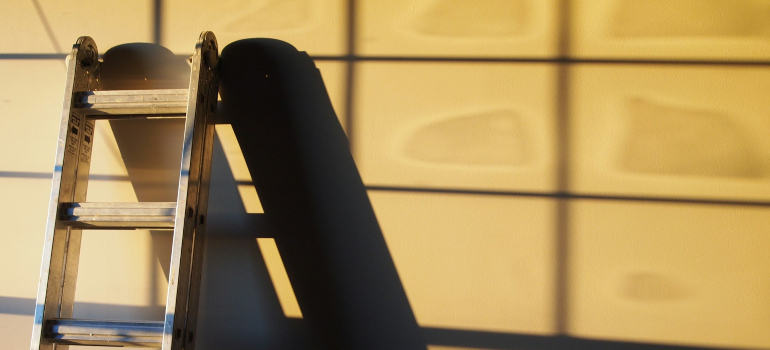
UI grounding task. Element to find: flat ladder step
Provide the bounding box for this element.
[45,318,163,347]
[73,89,189,116]
[61,202,176,229]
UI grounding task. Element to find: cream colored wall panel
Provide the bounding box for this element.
[0,0,57,53]
[0,177,50,298]
[0,314,34,349]
[314,61,348,132]
[568,200,770,348]
[0,0,153,54]
[0,61,65,172]
[163,0,347,55]
[369,192,557,334]
[571,0,770,60]
[39,0,153,53]
[356,62,557,192]
[84,121,141,203]
[0,60,65,301]
[73,229,166,321]
[570,65,770,201]
[358,0,559,57]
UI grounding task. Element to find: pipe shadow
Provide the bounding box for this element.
[98,43,188,317]
[94,42,318,348]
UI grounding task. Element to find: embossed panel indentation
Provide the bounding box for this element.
[618,98,762,178]
[611,0,770,38]
[620,272,689,302]
[225,0,312,32]
[404,110,532,167]
[412,0,529,37]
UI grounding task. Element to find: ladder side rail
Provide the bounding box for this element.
[32,37,99,350]
[61,71,97,323]
[181,36,219,349]
[163,31,217,350]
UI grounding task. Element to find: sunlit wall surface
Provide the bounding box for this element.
[1,1,770,349]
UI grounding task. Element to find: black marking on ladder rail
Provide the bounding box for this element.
[66,129,79,157]
[80,120,94,163]
[80,144,91,164]
[66,115,81,156]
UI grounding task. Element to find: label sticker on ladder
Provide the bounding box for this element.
[66,129,78,156]
[80,121,93,164]
[66,115,81,157]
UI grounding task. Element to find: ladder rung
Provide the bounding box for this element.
[61,202,176,229]
[73,89,189,117]
[45,318,163,347]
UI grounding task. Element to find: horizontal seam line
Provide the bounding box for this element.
[365,185,770,207]
[1,53,769,67]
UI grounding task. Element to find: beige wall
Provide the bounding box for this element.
[2,0,770,349]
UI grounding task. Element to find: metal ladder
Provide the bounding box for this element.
[31,32,219,349]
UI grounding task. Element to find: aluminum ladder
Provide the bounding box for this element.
[31,32,220,350]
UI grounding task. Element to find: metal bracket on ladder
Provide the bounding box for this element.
[31,32,219,350]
